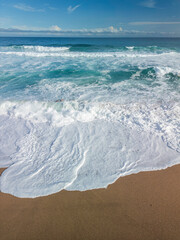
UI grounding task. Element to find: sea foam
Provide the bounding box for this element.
[0,100,180,197]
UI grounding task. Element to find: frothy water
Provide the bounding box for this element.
[0,37,180,198]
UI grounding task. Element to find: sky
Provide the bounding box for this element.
[0,0,180,37]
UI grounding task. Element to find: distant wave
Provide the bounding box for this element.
[126,46,135,50]
[0,50,177,58]
[0,44,177,54]
[23,45,70,52]
[0,45,70,52]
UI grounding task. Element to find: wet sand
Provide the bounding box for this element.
[1,164,180,240]
[0,168,6,175]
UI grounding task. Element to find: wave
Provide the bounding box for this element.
[0,50,178,58]
[126,46,135,50]
[0,100,179,197]
[0,45,70,52]
[23,46,70,52]
[0,44,177,54]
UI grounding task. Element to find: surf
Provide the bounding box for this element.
[0,37,180,198]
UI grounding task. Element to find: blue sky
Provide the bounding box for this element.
[0,0,180,36]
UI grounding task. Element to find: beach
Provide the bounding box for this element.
[1,164,180,240]
[0,37,180,239]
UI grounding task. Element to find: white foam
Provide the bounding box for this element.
[0,51,178,58]
[0,45,70,53]
[126,46,134,50]
[23,46,70,52]
[0,100,179,197]
[154,66,180,77]
[0,115,29,167]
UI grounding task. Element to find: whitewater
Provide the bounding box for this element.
[0,37,180,198]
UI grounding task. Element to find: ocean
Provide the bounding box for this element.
[0,37,180,198]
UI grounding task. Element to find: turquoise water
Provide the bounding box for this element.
[0,38,180,103]
[0,37,180,198]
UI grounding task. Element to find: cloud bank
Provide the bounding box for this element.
[0,25,178,37]
[0,26,123,34]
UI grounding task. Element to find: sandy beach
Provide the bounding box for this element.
[1,165,180,240]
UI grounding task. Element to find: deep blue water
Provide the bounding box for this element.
[1,37,180,48]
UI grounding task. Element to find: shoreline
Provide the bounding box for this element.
[1,164,180,240]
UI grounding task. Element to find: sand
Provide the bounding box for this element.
[0,168,6,175]
[1,165,180,240]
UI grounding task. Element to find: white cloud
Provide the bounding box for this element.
[13,3,44,12]
[49,25,61,31]
[10,25,62,32]
[43,4,57,11]
[140,0,156,8]
[61,26,123,34]
[129,21,180,25]
[67,5,80,13]
[88,26,122,33]
[48,7,57,11]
